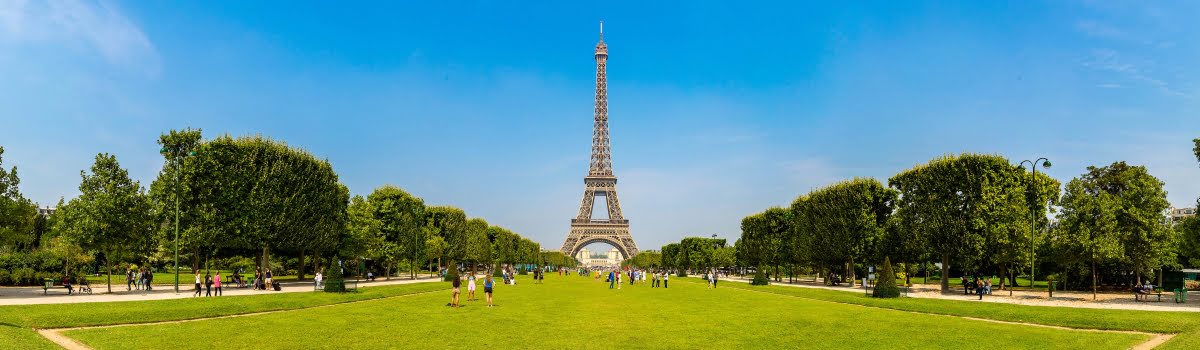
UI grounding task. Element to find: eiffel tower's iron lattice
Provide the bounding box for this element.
[561,23,639,260]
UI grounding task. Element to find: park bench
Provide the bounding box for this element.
[1135,291,1164,302]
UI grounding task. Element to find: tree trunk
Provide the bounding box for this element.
[1091,260,1098,300]
[297,250,307,281]
[998,265,1007,290]
[1157,269,1163,288]
[902,262,909,286]
[106,253,113,294]
[261,246,270,278]
[847,259,856,288]
[940,254,950,293]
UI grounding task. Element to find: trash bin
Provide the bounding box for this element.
[43,278,53,295]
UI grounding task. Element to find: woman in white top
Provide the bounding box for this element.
[315,271,324,289]
[193,272,203,297]
[467,274,477,301]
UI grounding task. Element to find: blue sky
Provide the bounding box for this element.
[1,1,1198,252]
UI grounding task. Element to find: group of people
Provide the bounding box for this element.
[252,268,276,291]
[192,271,223,297]
[962,275,993,300]
[124,267,154,292]
[601,268,672,289]
[705,270,719,288]
[450,273,495,308]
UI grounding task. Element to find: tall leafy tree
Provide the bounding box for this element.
[793,178,895,287]
[463,218,491,275]
[60,154,156,293]
[343,195,382,269]
[367,185,426,278]
[889,154,1033,293]
[1053,178,1122,299]
[489,225,517,269]
[0,146,37,251]
[425,206,467,270]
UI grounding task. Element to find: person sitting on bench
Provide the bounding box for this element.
[1134,284,1151,294]
[62,275,74,295]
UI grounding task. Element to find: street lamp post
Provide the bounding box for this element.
[1019,158,1051,291]
[160,148,195,294]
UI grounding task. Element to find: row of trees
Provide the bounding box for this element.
[737,151,1190,296]
[658,237,735,275]
[345,185,556,280]
[0,129,559,290]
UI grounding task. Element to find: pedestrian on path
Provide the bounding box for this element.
[193,272,202,297]
[144,269,153,292]
[214,272,222,296]
[204,273,213,297]
[125,268,134,291]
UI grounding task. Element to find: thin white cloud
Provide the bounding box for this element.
[1075,20,1129,41]
[0,0,159,76]
[1082,49,1191,98]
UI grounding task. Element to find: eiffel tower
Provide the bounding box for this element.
[560,23,639,260]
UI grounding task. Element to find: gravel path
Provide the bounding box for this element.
[0,276,441,306]
[718,276,1200,312]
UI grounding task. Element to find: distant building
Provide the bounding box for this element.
[36,206,55,217]
[574,247,623,267]
[1169,207,1196,224]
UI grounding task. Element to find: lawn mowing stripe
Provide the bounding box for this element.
[38,287,445,350]
[696,279,1172,350]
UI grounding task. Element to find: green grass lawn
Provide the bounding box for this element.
[61,275,1149,349]
[8,275,1200,349]
[0,281,445,349]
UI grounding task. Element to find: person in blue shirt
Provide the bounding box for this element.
[484,276,495,307]
[608,270,615,289]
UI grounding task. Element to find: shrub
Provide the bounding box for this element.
[872,257,901,298]
[751,269,770,285]
[323,257,346,293]
[492,269,504,278]
[444,267,460,282]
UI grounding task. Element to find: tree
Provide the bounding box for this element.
[0,146,37,251]
[425,234,446,276]
[1178,217,1200,267]
[889,154,1032,293]
[463,218,491,275]
[59,154,156,293]
[1053,178,1122,299]
[183,134,347,279]
[489,226,517,269]
[425,206,466,272]
[794,178,895,287]
[367,185,426,278]
[1058,162,1171,291]
[661,243,679,271]
[343,195,382,270]
[872,256,900,298]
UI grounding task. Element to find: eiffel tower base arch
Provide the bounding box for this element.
[561,223,638,260]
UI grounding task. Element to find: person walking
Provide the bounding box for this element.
[144,268,153,292]
[450,275,462,308]
[617,271,622,290]
[484,275,495,307]
[712,270,718,288]
[608,270,615,289]
[315,270,324,289]
[663,272,669,289]
[214,272,222,296]
[265,269,273,291]
[204,273,213,297]
[193,272,202,297]
[126,268,134,291]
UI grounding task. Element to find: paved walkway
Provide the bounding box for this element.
[719,276,1200,312]
[0,276,442,306]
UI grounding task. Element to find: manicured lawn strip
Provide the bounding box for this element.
[0,281,443,329]
[66,275,1145,350]
[713,279,1200,334]
[0,327,57,350]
